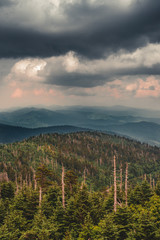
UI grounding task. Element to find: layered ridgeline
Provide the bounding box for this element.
[1,106,160,145]
[0,132,160,239]
[0,123,88,144]
[0,131,160,190]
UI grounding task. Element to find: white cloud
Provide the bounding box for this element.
[5,58,46,85]
[43,43,160,79]
[3,43,160,91]
[63,51,79,72]
[1,43,160,109]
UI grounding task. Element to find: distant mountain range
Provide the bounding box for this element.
[106,121,160,146]
[0,106,160,145]
[0,124,88,143]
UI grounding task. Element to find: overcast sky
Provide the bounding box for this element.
[1,0,160,110]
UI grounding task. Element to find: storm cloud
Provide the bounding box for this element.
[42,42,160,88]
[1,0,160,109]
[44,63,160,88]
[47,72,108,88]
[0,0,15,8]
[0,0,160,59]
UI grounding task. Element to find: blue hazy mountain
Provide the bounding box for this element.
[0,106,160,145]
[0,123,88,144]
[106,121,160,146]
[0,108,70,127]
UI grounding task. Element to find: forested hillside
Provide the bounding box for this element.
[0,132,160,189]
[0,132,160,239]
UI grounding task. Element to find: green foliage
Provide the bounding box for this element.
[0,132,160,239]
[0,132,160,191]
[78,214,95,239]
[132,207,158,240]
[0,210,28,240]
[65,170,78,198]
[114,207,132,240]
[35,164,52,190]
[0,177,160,239]
[155,181,160,196]
[0,200,6,227]
[128,181,153,205]
[74,185,91,225]
[0,182,15,200]
[12,188,39,221]
[41,183,61,218]
[89,192,104,225]
[98,213,118,239]
[64,196,80,236]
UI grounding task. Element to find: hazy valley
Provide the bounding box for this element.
[0,106,160,145]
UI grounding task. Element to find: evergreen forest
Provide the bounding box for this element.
[0,132,160,239]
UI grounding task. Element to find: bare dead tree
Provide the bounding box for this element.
[62,164,65,209]
[29,172,32,188]
[51,159,54,170]
[34,175,37,191]
[83,167,86,185]
[15,172,19,194]
[150,174,152,189]
[31,167,37,190]
[114,155,117,212]
[25,174,28,187]
[125,162,128,207]
[153,178,155,189]
[120,163,122,193]
[0,172,9,182]
[39,186,42,207]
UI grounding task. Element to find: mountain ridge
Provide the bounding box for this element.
[0,106,160,145]
[0,123,89,143]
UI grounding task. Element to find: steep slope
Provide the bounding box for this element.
[0,132,160,190]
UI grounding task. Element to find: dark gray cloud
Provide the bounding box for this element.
[1,0,160,59]
[0,0,14,7]
[0,59,17,80]
[64,88,96,96]
[47,72,107,88]
[118,64,160,77]
[46,63,160,88]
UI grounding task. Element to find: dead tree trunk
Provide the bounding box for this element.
[84,168,86,185]
[15,172,19,194]
[28,173,32,188]
[39,186,42,206]
[125,162,128,207]
[30,167,37,190]
[120,163,122,193]
[32,169,37,190]
[62,165,65,209]
[114,155,117,212]
[20,173,23,189]
[25,174,28,187]
[153,178,155,189]
[150,174,152,189]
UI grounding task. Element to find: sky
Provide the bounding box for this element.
[1,0,160,110]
